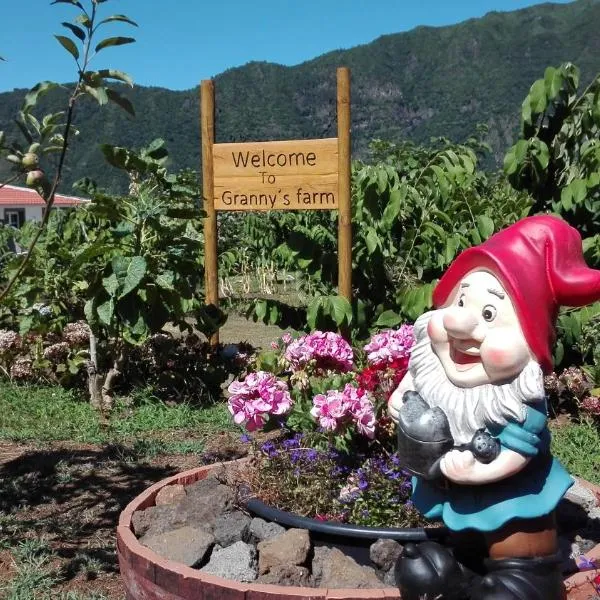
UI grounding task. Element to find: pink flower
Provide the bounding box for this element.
[311,392,346,431]
[310,384,375,438]
[281,332,293,345]
[364,325,415,368]
[285,331,354,372]
[227,371,292,432]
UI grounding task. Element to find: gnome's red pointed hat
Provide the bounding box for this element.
[432,215,600,373]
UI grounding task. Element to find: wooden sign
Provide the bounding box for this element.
[213,138,338,211]
[201,68,351,345]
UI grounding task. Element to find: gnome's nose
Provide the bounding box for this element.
[443,307,482,340]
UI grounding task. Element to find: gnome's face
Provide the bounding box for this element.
[427,270,532,388]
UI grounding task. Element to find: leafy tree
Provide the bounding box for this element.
[3,141,207,410]
[504,62,600,371]
[504,63,600,247]
[0,0,136,300]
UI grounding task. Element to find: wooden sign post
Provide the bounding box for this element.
[201,68,351,345]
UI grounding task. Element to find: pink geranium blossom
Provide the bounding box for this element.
[310,384,375,438]
[228,371,292,432]
[285,331,354,372]
[364,325,415,368]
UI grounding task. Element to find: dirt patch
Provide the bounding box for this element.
[219,312,289,348]
[0,437,250,599]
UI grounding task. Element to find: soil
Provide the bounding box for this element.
[0,434,250,599]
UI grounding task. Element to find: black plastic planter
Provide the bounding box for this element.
[246,497,448,565]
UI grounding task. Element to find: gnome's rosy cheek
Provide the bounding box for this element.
[427,310,449,343]
[480,328,530,382]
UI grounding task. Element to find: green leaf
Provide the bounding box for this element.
[54,35,79,60]
[382,187,404,227]
[377,169,388,194]
[83,84,109,105]
[306,297,322,330]
[95,36,136,53]
[112,255,147,298]
[70,243,114,270]
[530,139,550,170]
[476,215,494,239]
[84,298,95,325]
[444,236,460,264]
[105,88,135,116]
[570,179,588,205]
[18,315,34,336]
[62,22,86,41]
[374,310,402,328]
[560,186,573,211]
[365,228,379,254]
[144,138,169,160]
[528,79,547,114]
[102,273,119,297]
[254,299,267,321]
[98,14,139,27]
[22,82,58,113]
[96,69,134,86]
[75,14,91,28]
[544,66,562,99]
[97,299,114,325]
[329,296,352,326]
[156,270,175,290]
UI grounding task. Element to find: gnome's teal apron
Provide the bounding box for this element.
[410,401,574,532]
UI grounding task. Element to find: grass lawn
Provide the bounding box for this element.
[0,382,246,600]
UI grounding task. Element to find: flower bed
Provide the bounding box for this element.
[117,461,404,600]
[117,461,600,600]
[226,329,417,527]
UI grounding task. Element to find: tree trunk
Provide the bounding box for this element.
[87,332,103,411]
[101,347,126,413]
[86,333,127,415]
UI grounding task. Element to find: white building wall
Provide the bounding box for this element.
[25,206,44,222]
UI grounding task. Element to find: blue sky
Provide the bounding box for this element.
[0,0,574,93]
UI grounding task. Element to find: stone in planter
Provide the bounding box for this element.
[213,510,251,547]
[154,483,186,506]
[312,546,386,589]
[200,540,257,582]
[256,564,313,587]
[139,526,214,567]
[370,538,403,572]
[131,476,234,538]
[257,528,311,575]
[246,516,286,543]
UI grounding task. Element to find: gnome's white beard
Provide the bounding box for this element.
[410,312,545,445]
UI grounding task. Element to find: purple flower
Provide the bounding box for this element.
[305,448,319,462]
[260,440,278,457]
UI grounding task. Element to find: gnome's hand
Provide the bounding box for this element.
[441,448,531,485]
[440,449,478,483]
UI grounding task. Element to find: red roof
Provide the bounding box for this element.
[0,185,88,207]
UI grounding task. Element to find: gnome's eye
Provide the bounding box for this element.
[482,305,497,322]
[457,294,465,307]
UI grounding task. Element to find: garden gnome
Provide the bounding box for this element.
[388,215,600,600]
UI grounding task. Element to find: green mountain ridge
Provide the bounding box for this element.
[0,0,598,194]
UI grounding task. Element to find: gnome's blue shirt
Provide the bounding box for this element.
[411,400,573,532]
